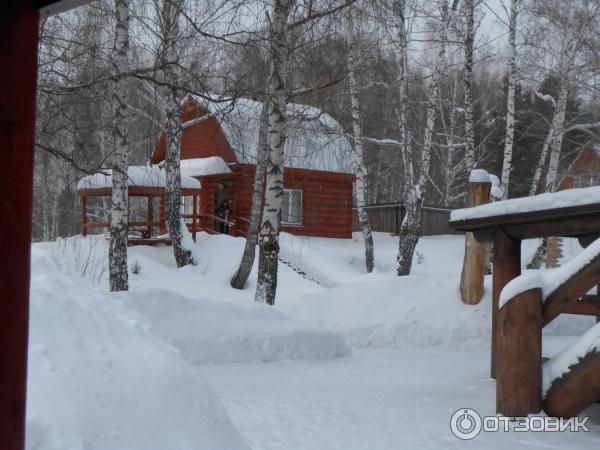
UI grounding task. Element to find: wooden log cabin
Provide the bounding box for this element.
[150,95,356,239]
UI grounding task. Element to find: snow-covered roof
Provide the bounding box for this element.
[77,165,201,190]
[180,156,232,178]
[450,186,600,222]
[191,94,354,174]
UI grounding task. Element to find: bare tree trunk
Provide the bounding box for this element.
[463,0,475,173]
[347,10,375,273]
[255,0,293,305]
[108,0,130,292]
[528,115,555,195]
[397,0,449,276]
[530,0,576,196]
[544,82,569,192]
[500,0,517,199]
[162,0,196,268]
[231,102,269,288]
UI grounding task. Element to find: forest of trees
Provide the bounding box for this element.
[34,0,600,298]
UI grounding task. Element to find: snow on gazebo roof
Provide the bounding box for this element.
[190,94,354,174]
[77,165,201,190]
[450,186,600,222]
[180,156,232,178]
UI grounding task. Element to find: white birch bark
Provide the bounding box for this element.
[500,0,518,199]
[108,0,130,292]
[162,0,196,268]
[531,0,576,195]
[255,0,294,305]
[528,107,555,195]
[463,0,476,173]
[231,102,269,288]
[397,0,450,276]
[347,10,375,273]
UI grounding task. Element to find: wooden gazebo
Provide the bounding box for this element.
[78,166,202,245]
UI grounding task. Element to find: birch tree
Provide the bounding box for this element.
[500,0,518,199]
[255,0,294,305]
[462,0,475,173]
[231,102,268,288]
[397,0,451,276]
[109,0,131,292]
[347,9,375,273]
[160,0,197,267]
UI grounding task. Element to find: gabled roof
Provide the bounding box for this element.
[557,143,600,190]
[151,94,354,175]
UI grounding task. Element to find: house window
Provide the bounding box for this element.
[574,173,600,188]
[282,189,302,225]
[182,196,200,223]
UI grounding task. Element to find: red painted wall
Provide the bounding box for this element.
[151,96,355,239]
[557,145,600,191]
[200,164,354,239]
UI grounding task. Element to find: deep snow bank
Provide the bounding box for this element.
[124,288,350,364]
[27,247,248,450]
[278,275,493,350]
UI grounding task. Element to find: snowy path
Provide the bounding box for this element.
[201,349,600,450]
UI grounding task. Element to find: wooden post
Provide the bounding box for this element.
[0,3,39,449]
[81,193,88,237]
[491,228,521,379]
[496,288,543,416]
[459,179,491,304]
[192,194,197,242]
[159,194,166,235]
[146,195,153,238]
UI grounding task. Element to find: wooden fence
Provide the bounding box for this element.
[352,203,460,236]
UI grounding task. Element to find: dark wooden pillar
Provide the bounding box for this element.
[159,194,166,235]
[146,195,153,238]
[491,228,521,379]
[460,180,491,305]
[497,288,543,416]
[81,193,88,237]
[0,2,40,449]
[192,194,197,242]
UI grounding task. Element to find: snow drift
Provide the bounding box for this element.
[124,288,350,364]
[27,247,248,450]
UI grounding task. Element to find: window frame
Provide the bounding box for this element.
[281,188,303,226]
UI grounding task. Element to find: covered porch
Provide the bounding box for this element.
[78,166,207,245]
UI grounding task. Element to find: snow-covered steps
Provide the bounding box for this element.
[543,323,600,417]
[499,236,600,325]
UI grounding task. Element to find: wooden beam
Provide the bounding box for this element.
[497,289,543,416]
[0,3,39,449]
[543,254,600,326]
[561,296,600,317]
[450,202,600,233]
[491,228,521,379]
[544,350,600,417]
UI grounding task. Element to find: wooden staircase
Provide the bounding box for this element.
[497,237,600,417]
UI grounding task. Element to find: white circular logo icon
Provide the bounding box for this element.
[450,408,482,440]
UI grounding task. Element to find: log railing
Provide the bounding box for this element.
[496,244,600,417]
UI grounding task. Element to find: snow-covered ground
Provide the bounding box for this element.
[28,232,600,449]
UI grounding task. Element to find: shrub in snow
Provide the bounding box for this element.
[130,259,142,275]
